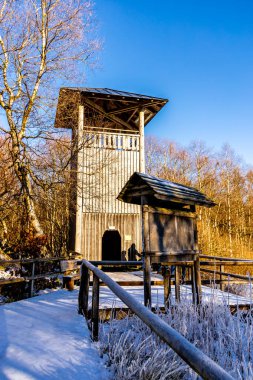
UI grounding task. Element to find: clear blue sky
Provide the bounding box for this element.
[85,0,253,164]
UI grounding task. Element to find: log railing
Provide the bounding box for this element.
[79,259,233,380]
[0,256,74,296]
[199,254,253,290]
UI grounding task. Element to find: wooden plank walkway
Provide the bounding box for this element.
[0,290,111,380]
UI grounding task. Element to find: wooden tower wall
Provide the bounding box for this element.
[81,131,141,260]
[74,106,142,260]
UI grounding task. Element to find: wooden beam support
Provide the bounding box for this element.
[78,265,90,317]
[139,109,145,173]
[175,266,181,302]
[163,266,171,308]
[91,274,100,341]
[83,98,135,131]
[75,105,84,254]
[142,202,152,307]
[194,256,202,304]
[107,102,153,115]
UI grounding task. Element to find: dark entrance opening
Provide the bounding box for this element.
[102,230,121,261]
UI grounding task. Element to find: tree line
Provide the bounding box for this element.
[146,136,253,258]
[1,133,253,259]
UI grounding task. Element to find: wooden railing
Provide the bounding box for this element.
[78,259,233,380]
[0,256,74,296]
[199,254,253,290]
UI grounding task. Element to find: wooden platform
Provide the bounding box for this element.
[102,271,163,286]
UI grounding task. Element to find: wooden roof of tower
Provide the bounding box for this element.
[55,87,168,131]
[117,172,216,208]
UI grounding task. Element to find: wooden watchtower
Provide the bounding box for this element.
[55,88,168,260]
[117,172,215,305]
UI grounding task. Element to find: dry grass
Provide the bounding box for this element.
[99,298,253,379]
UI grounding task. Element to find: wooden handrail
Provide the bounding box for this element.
[0,256,70,265]
[0,257,78,297]
[77,260,142,266]
[79,260,234,380]
[200,260,253,266]
[200,254,253,263]
[201,268,253,281]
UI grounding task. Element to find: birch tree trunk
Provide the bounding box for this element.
[0,0,99,239]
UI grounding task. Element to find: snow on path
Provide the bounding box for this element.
[0,290,111,380]
[94,284,252,309]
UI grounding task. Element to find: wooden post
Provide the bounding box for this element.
[191,265,196,304]
[75,105,84,254]
[78,265,90,316]
[30,262,35,297]
[63,276,75,291]
[194,255,202,304]
[91,274,99,341]
[144,255,152,307]
[139,109,145,173]
[175,266,181,302]
[142,203,151,307]
[163,266,171,307]
[220,264,224,291]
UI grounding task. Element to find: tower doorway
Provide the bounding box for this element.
[102,230,121,261]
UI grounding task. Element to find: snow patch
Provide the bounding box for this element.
[0,289,111,380]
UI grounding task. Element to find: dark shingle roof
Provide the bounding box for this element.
[117,172,216,208]
[55,87,168,131]
[64,87,168,101]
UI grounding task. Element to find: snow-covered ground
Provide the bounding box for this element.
[0,280,252,380]
[0,289,111,380]
[94,283,253,309]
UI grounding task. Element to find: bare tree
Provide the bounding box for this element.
[0,0,99,238]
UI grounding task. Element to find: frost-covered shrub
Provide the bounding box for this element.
[99,299,253,379]
[100,317,187,380]
[224,282,253,299]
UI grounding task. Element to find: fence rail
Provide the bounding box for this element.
[199,254,253,290]
[0,256,76,296]
[79,259,233,380]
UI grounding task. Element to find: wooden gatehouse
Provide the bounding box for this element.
[117,172,215,305]
[55,88,168,260]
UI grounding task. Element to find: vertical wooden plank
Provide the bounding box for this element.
[30,262,35,297]
[142,203,151,307]
[139,109,145,173]
[91,274,99,341]
[175,266,181,302]
[144,255,152,307]
[78,264,90,316]
[163,266,171,308]
[191,265,196,304]
[194,255,202,304]
[75,105,84,254]
[220,264,224,291]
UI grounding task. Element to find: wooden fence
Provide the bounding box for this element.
[199,254,253,291]
[79,259,233,380]
[0,256,76,297]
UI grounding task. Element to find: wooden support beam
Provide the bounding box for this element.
[75,105,84,254]
[220,264,224,291]
[78,265,90,316]
[83,98,135,131]
[175,266,181,302]
[30,262,35,297]
[191,266,196,304]
[144,255,152,307]
[142,202,152,307]
[91,274,99,341]
[194,256,202,304]
[163,266,171,308]
[139,109,145,173]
